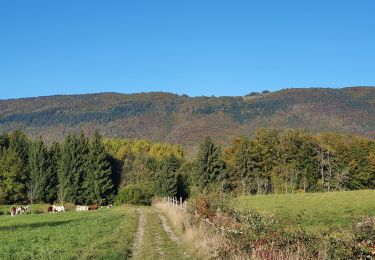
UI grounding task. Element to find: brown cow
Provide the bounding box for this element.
[10,207,17,217]
[88,204,99,210]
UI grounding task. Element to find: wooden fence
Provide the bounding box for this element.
[163,197,187,211]
[163,196,242,235]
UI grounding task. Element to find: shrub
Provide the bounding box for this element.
[194,197,215,221]
[32,209,44,214]
[352,217,375,258]
[115,184,153,205]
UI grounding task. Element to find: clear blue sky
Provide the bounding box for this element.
[0,1,374,99]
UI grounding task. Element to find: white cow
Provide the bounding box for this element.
[10,205,29,216]
[19,206,29,214]
[52,205,65,213]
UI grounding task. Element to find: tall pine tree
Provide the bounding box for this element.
[28,138,50,203]
[194,137,226,189]
[45,142,60,203]
[234,137,260,194]
[154,155,180,197]
[58,131,89,204]
[0,148,26,203]
[83,131,113,204]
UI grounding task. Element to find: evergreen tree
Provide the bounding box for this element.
[28,138,50,203]
[45,142,60,203]
[8,130,30,187]
[154,155,180,197]
[83,131,113,204]
[0,148,26,203]
[58,131,89,204]
[8,130,30,165]
[176,162,193,199]
[194,137,226,188]
[234,138,260,194]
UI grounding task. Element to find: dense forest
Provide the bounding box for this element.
[0,129,374,205]
[1,87,375,145]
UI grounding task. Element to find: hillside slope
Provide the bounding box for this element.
[0,87,374,144]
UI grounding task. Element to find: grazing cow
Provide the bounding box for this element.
[107,204,113,209]
[10,207,17,217]
[16,207,22,215]
[88,204,99,211]
[10,206,29,216]
[20,206,29,214]
[52,205,65,213]
[47,206,53,213]
[76,205,89,212]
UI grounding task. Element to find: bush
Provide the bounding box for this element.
[352,217,375,258]
[32,209,44,214]
[115,184,154,205]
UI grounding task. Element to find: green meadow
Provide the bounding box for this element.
[0,206,138,259]
[235,190,375,233]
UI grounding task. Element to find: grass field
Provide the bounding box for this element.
[0,206,138,259]
[0,204,77,215]
[0,205,198,259]
[235,190,375,233]
[1,190,373,259]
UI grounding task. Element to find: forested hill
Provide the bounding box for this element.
[1,87,375,144]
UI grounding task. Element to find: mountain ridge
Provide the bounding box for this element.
[1,86,374,144]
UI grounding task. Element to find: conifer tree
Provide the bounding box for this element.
[194,137,226,188]
[28,138,50,203]
[83,131,113,204]
[154,155,180,197]
[0,148,26,203]
[8,130,30,184]
[234,137,260,194]
[58,131,89,204]
[45,142,60,203]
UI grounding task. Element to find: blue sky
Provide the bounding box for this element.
[0,1,374,99]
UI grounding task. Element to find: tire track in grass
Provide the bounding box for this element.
[131,209,146,259]
[133,208,195,260]
[158,214,180,244]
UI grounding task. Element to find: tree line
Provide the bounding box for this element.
[116,129,375,204]
[0,130,113,205]
[0,129,374,205]
[190,129,375,195]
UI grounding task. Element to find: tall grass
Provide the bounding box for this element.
[154,201,224,259]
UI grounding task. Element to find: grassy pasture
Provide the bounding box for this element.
[235,190,375,233]
[0,204,77,215]
[0,206,138,259]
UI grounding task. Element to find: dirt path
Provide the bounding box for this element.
[131,207,192,260]
[158,214,180,244]
[131,209,146,259]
